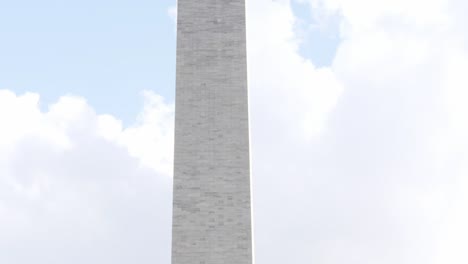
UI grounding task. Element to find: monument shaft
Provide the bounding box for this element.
[172,0,252,264]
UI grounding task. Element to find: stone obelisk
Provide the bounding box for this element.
[171,0,252,264]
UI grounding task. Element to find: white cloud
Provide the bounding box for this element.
[247,0,343,141]
[117,91,174,176]
[248,0,468,264]
[0,90,173,264]
[303,0,451,35]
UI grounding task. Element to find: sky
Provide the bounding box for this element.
[1,0,468,263]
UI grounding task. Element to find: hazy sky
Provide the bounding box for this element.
[1,0,468,263]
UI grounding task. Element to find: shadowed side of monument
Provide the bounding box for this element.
[171,0,253,264]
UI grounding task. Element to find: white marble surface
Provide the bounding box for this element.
[171,1,253,264]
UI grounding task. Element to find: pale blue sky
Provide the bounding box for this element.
[0,0,339,124]
[0,0,176,123]
[291,1,341,67]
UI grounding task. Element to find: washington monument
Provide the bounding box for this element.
[171,0,253,264]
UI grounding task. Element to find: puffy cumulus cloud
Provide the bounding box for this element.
[247,0,468,264]
[0,90,173,264]
[302,0,450,34]
[117,91,174,176]
[247,0,344,141]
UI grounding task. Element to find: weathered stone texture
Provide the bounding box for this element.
[171,0,252,264]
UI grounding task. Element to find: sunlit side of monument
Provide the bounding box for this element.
[171,0,253,264]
